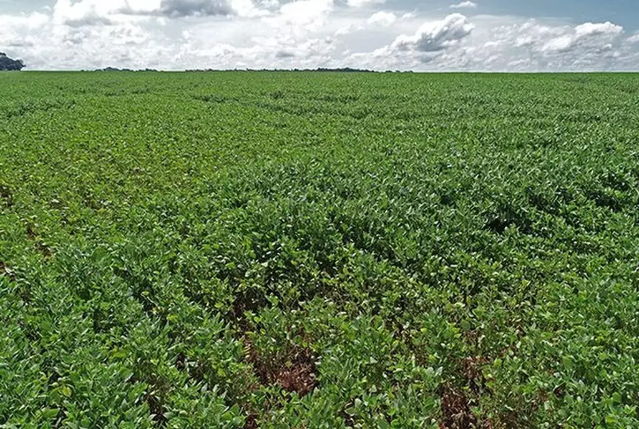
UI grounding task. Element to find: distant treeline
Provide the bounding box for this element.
[0,53,26,71]
[186,68,412,73]
[89,67,160,72]
[89,67,413,73]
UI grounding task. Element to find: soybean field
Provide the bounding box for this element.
[1,72,639,428]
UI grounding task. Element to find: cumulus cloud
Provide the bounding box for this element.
[278,0,333,22]
[345,14,633,72]
[346,0,385,8]
[53,0,263,22]
[158,0,234,17]
[367,11,396,27]
[456,18,626,71]
[0,12,49,48]
[538,22,623,53]
[450,1,477,9]
[0,0,638,72]
[576,22,623,37]
[53,0,111,26]
[513,20,623,52]
[392,13,474,52]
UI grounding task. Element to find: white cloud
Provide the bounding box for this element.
[346,0,385,8]
[346,15,632,72]
[157,0,234,17]
[575,22,623,37]
[450,1,477,9]
[0,1,638,72]
[0,12,50,48]
[261,0,335,37]
[466,18,625,70]
[392,13,474,52]
[52,0,265,22]
[335,23,359,35]
[367,11,396,27]
[517,20,623,54]
[278,0,333,23]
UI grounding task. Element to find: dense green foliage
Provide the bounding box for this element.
[0,53,25,71]
[1,71,639,428]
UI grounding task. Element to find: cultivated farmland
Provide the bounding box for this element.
[1,72,639,428]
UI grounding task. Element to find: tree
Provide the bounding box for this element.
[0,53,26,71]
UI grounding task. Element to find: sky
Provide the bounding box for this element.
[1,0,639,71]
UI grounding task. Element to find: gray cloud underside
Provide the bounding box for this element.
[155,0,233,17]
